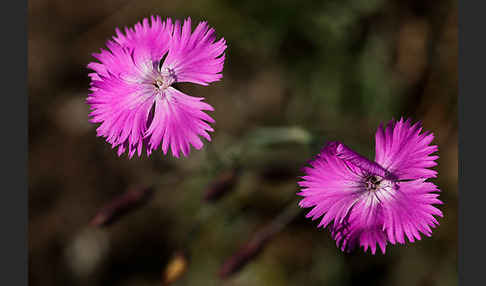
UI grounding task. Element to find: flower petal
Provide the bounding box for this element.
[162,17,227,85]
[113,15,173,61]
[379,179,443,245]
[330,214,388,255]
[144,87,215,158]
[374,118,439,180]
[298,143,369,235]
[87,42,155,158]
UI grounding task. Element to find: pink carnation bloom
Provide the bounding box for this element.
[298,118,443,254]
[87,16,226,158]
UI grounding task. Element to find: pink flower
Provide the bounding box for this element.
[298,118,443,254]
[87,16,226,158]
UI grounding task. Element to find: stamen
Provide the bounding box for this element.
[364,175,396,195]
[152,72,176,91]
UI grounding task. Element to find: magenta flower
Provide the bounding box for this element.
[298,118,443,254]
[87,16,226,158]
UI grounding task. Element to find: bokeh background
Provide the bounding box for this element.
[28,0,457,285]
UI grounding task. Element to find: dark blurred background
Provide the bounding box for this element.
[28,0,457,285]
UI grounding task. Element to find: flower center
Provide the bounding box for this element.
[153,76,173,90]
[364,175,395,193]
[152,68,177,91]
[365,175,380,191]
[153,77,169,90]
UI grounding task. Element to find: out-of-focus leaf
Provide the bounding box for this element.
[246,126,312,147]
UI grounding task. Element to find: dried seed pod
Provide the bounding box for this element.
[219,236,267,279]
[203,167,240,202]
[219,203,300,279]
[90,185,154,227]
